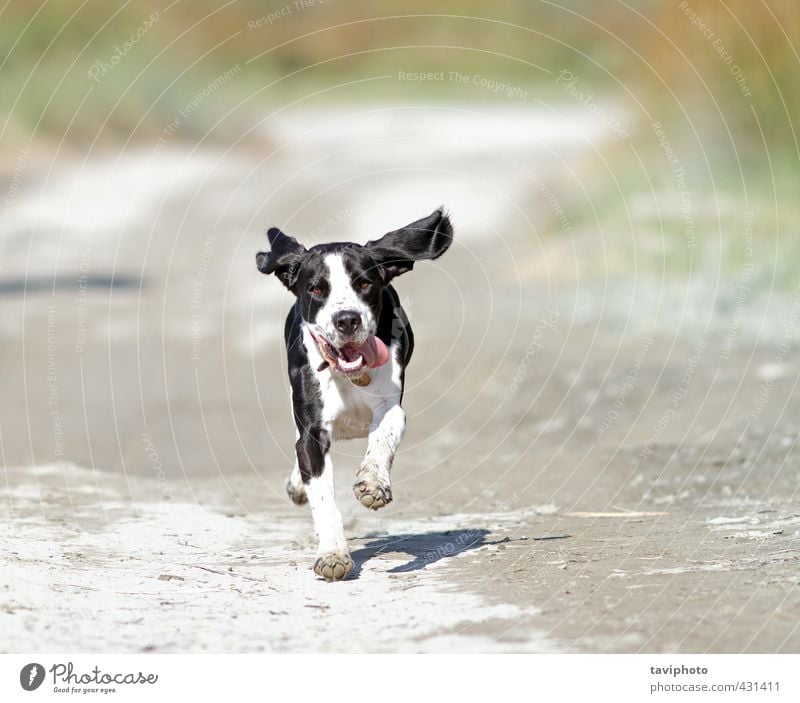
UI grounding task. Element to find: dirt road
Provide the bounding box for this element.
[1,104,799,652]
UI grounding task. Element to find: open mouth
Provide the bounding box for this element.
[313,334,389,375]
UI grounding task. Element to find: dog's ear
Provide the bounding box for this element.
[365,207,453,282]
[256,227,307,292]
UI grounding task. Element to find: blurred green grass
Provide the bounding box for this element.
[1,0,797,287]
[1,1,796,146]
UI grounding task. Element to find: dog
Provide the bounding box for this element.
[256,207,453,581]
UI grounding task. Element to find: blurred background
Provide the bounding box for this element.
[0,0,800,496]
[2,0,800,652]
[2,0,800,510]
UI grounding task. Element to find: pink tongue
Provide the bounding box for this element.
[358,335,390,368]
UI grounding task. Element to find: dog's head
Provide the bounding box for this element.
[256,207,453,374]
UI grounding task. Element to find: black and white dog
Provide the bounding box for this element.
[256,208,453,581]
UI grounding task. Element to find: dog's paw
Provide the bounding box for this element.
[353,469,393,510]
[313,551,354,582]
[285,477,307,506]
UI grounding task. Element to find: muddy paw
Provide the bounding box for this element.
[313,551,354,582]
[353,472,393,510]
[285,477,307,506]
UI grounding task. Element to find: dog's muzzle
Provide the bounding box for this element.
[311,331,390,376]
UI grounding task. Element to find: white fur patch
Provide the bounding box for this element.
[305,454,348,555]
[301,325,404,441]
[363,403,406,481]
[316,253,375,347]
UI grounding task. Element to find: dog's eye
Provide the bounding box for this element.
[359,280,371,291]
[310,284,326,297]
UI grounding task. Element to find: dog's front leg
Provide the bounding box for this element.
[296,426,353,581]
[354,402,405,510]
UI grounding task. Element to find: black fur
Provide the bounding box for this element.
[256,228,306,291]
[366,208,453,282]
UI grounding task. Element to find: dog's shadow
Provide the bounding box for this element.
[349,528,494,578]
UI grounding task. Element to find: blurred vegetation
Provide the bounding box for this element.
[0,0,796,149]
[0,0,796,286]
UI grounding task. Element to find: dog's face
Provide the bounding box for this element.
[257,208,452,374]
[291,245,383,349]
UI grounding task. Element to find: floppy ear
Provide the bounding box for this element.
[256,227,307,292]
[365,207,453,282]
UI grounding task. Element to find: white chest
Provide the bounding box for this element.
[302,326,402,440]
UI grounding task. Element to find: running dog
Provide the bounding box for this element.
[256,208,453,581]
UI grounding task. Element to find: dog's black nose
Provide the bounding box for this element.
[333,310,362,336]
